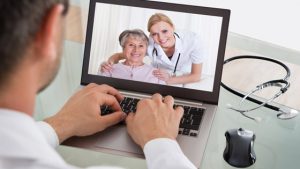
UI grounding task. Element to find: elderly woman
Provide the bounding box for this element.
[100,29,165,84]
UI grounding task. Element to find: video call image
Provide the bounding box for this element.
[88,2,223,92]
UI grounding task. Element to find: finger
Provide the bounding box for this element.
[101,62,107,68]
[153,72,158,76]
[103,65,111,72]
[125,113,135,138]
[163,73,169,78]
[74,83,97,96]
[153,69,159,73]
[152,70,160,75]
[86,83,98,89]
[95,85,124,101]
[163,95,174,107]
[158,69,165,73]
[101,63,113,73]
[101,61,110,66]
[100,111,126,128]
[125,112,135,125]
[175,106,184,120]
[99,94,122,111]
[104,63,113,69]
[101,66,106,73]
[160,75,166,80]
[152,93,163,102]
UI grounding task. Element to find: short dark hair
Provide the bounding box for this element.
[0,0,69,85]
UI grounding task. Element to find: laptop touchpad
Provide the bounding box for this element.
[93,125,143,156]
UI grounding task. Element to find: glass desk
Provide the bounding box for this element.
[34,39,300,169]
[35,1,300,168]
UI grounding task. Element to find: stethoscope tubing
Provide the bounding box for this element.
[221,55,291,112]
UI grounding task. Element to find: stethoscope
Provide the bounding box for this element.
[221,55,299,121]
[152,32,181,76]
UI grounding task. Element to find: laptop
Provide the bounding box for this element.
[64,0,230,167]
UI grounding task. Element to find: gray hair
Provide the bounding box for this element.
[119,29,149,48]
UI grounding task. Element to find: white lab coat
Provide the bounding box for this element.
[0,108,196,169]
[147,30,204,75]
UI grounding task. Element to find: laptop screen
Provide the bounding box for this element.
[81,0,230,104]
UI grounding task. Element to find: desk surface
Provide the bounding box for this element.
[55,87,300,169]
[35,1,300,169]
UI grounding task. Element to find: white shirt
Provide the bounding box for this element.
[147,30,204,75]
[0,108,196,169]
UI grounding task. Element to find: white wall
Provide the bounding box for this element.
[152,0,300,51]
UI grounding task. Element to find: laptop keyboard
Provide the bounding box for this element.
[101,97,205,137]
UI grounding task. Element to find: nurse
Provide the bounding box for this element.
[101,13,203,85]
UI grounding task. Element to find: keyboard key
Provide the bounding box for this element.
[180,124,200,131]
[190,132,198,137]
[191,115,202,125]
[182,129,190,135]
[101,96,205,138]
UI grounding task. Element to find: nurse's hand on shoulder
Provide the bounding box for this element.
[45,83,126,143]
[99,61,113,73]
[126,94,184,148]
[99,52,125,73]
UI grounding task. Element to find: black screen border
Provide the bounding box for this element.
[81,0,230,104]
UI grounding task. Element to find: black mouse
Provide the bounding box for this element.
[224,128,256,168]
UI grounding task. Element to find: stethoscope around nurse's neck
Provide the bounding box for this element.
[152,32,181,76]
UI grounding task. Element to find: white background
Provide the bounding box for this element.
[152,0,300,52]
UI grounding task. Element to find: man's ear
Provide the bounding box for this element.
[34,4,65,61]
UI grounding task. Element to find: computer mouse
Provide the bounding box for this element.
[223,128,256,168]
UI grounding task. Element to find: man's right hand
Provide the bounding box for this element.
[125,94,184,148]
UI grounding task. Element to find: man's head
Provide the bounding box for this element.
[0,0,69,92]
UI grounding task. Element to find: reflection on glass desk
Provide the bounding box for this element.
[34,40,300,169]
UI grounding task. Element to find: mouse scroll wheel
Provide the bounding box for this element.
[237,128,245,136]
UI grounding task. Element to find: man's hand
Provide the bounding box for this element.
[45,83,126,143]
[126,94,183,148]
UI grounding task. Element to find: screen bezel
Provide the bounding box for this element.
[81,0,230,104]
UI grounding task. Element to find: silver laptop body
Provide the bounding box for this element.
[64,0,230,168]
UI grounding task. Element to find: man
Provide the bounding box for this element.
[0,1,196,169]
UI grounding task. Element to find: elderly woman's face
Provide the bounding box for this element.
[123,37,147,65]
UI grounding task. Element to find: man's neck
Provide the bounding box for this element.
[0,70,37,117]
